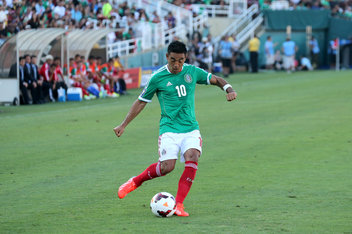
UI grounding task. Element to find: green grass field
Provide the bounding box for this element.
[1,70,352,233]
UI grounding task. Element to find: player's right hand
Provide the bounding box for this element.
[113,125,125,137]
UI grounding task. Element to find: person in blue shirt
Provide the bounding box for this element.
[309,36,320,68]
[264,36,276,70]
[219,35,233,77]
[282,37,297,73]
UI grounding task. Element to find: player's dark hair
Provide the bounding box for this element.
[167,41,187,55]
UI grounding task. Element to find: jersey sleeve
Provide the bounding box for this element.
[138,76,157,103]
[195,66,212,85]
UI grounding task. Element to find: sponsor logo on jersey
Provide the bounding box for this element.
[184,74,192,83]
[166,81,173,87]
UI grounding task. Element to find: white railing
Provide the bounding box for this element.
[113,0,194,34]
[191,0,247,18]
[214,4,258,44]
[236,13,264,48]
[192,13,208,32]
[107,23,187,59]
[107,38,142,58]
[213,4,263,55]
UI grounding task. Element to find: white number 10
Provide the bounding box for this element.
[175,85,187,97]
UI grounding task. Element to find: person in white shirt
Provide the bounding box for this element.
[53,1,66,18]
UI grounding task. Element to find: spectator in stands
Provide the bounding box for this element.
[309,36,320,68]
[282,37,298,73]
[19,56,32,105]
[264,36,276,70]
[167,11,176,28]
[219,35,232,77]
[53,1,66,18]
[0,20,7,45]
[150,11,161,23]
[248,34,260,73]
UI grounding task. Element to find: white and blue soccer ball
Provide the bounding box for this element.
[150,192,176,217]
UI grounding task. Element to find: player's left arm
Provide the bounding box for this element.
[209,74,237,102]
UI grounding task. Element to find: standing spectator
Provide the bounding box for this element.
[219,35,232,77]
[248,34,260,73]
[309,36,320,68]
[264,36,276,70]
[282,37,298,73]
[19,56,32,105]
[328,38,338,69]
[231,34,240,72]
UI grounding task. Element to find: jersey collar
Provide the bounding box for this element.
[166,64,184,74]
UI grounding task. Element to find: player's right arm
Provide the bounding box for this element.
[113,99,147,137]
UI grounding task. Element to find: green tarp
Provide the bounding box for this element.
[264,10,331,30]
[328,17,352,40]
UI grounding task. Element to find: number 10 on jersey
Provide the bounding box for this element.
[176,85,187,97]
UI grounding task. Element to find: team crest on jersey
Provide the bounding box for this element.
[184,74,192,83]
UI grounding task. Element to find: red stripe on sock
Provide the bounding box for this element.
[133,162,163,187]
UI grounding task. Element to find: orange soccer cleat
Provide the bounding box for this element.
[118,177,137,199]
[174,203,189,217]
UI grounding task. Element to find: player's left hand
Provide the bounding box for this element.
[226,91,237,102]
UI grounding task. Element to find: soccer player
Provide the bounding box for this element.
[114,41,237,217]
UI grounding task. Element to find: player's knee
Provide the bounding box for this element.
[184,149,200,162]
[160,161,175,175]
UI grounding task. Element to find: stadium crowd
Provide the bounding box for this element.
[0,0,181,44]
[258,0,352,19]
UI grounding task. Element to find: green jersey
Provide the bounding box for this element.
[138,63,212,135]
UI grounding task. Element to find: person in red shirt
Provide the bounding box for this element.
[53,57,68,98]
[39,54,55,102]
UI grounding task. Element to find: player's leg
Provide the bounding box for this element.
[118,133,179,199]
[175,130,202,216]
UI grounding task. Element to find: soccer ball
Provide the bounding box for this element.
[150,192,176,217]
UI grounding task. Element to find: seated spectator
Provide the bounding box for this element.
[31,55,45,104]
[18,56,32,105]
[39,54,55,102]
[274,50,283,70]
[298,56,313,71]
[113,55,127,95]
